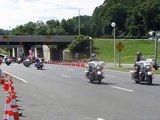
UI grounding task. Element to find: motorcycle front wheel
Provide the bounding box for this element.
[97,75,102,84]
[146,76,152,85]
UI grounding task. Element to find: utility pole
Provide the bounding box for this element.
[149,31,159,70]
[154,31,159,69]
[111,22,116,66]
[78,9,80,35]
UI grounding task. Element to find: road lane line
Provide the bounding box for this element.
[61,75,71,78]
[67,69,75,71]
[111,86,134,92]
[105,74,115,77]
[3,70,28,83]
[97,118,104,120]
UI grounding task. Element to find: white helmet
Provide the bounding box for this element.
[91,53,96,57]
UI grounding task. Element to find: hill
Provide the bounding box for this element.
[94,38,159,64]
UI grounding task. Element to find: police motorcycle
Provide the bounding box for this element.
[5,58,12,66]
[130,59,154,85]
[85,61,105,84]
[35,58,44,70]
[17,57,22,64]
[23,58,32,67]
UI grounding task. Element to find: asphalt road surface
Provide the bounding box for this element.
[0,63,160,120]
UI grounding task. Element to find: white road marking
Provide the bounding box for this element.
[97,118,104,120]
[105,74,115,77]
[61,75,71,78]
[67,69,75,71]
[3,70,28,83]
[111,86,134,92]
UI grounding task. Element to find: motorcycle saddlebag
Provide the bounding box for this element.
[131,71,138,79]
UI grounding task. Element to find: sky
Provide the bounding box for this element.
[0,0,104,30]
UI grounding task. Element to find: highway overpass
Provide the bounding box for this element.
[0,35,76,60]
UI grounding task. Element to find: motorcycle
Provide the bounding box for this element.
[5,58,12,66]
[23,59,31,67]
[130,59,154,85]
[17,57,22,64]
[85,61,105,84]
[35,59,44,70]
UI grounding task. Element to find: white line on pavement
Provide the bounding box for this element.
[3,70,28,83]
[67,69,75,71]
[111,86,134,92]
[61,75,71,78]
[97,118,104,120]
[105,74,115,77]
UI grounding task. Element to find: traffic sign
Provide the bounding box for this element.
[116,42,124,51]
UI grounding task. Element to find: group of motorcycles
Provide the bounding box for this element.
[2,53,156,85]
[23,57,44,70]
[85,58,155,85]
[4,57,44,70]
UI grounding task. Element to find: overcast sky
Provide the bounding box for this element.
[0,0,104,30]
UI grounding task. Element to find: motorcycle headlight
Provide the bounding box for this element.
[146,65,151,71]
[147,71,152,75]
[96,66,101,70]
[97,71,102,75]
[84,70,89,73]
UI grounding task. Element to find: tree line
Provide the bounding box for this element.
[0,0,160,38]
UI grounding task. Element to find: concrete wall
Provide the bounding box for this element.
[63,50,72,60]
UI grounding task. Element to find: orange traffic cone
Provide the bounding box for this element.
[11,94,19,120]
[3,79,9,92]
[7,109,14,120]
[10,77,13,87]
[3,96,11,120]
[1,75,5,85]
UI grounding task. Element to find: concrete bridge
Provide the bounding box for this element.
[0,35,75,61]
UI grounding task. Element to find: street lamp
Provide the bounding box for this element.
[148,30,159,70]
[111,22,116,66]
[78,9,81,35]
[89,37,92,57]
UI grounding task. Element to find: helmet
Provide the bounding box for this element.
[91,53,96,57]
[137,51,142,55]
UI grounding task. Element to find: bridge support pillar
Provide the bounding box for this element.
[12,48,17,57]
[12,48,15,57]
[34,47,37,57]
[17,47,24,57]
[43,45,50,61]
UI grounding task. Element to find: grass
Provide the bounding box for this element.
[108,66,133,72]
[94,38,159,64]
[108,66,160,75]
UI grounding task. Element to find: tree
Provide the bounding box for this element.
[68,35,91,55]
[34,21,47,35]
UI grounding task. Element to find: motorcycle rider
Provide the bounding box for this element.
[134,52,147,80]
[34,54,44,68]
[89,53,99,62]
[87,53,103,79]
[135,51,145,62]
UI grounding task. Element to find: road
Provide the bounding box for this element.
[0,63,160,120]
